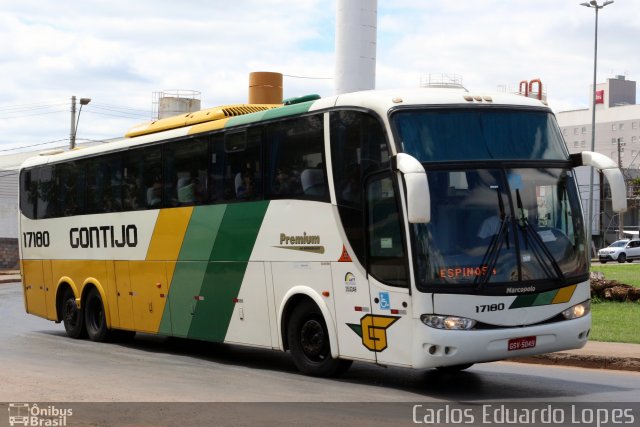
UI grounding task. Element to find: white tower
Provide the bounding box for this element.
[335,0,377,95]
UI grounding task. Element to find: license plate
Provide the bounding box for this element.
[508,336,537,351]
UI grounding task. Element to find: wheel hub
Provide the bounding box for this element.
[300,319,326,359]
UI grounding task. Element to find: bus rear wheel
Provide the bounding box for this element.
[287,300,351,377]
[61,287,86,339]
[84,287,111,342]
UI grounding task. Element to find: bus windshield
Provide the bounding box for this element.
[411,167,588,293]
[393,108,567,161]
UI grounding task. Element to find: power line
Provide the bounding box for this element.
[84,110,148,120]
[0,139,68,153]
[283,74,333,80]
[86,105,149,118]
[90,102,151,114]
[0,109,68,120]
[0,101,67,111]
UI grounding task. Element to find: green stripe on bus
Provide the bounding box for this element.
[188,261,249,342]
[509,289,559,309]
[532,289,557,306]
[509,293,538,309]
[209,202,269,261]
[186,201,269,341]
[225,101,314,128]
[160,261,209,336]
[159,201,268,340]
[179,205,227,261]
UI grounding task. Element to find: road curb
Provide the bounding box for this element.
[509,353,640,372]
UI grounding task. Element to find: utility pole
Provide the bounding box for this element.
[70,96,77,149]
[617,137,624,239]
[69,95,91,150]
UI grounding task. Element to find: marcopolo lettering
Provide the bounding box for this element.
[69,225,138,249]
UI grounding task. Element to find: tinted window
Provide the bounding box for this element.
[223,128,262,202]
[331,110,389,264]
[19,170,36,219]
[393,109,567,162]
[164,137,209,206]
[85,154,124,214]
[36,165,55,219]
[366,173,407,287]
[56,162,86,216]
[123,146,161,210]
[266,115,327,201]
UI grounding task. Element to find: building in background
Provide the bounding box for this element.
[556,75,640,247]
[0,150,40,268]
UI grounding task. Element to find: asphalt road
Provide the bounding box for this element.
[1,281,639,426]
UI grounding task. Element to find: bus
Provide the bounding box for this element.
[19,88,627,376]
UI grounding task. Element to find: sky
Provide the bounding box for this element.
[1,0,639,153]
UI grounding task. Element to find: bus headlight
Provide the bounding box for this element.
[421,314,476,330]
[561,300,590,320]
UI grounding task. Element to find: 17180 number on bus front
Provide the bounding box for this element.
[475,303,505,313]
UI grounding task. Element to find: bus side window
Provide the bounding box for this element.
[266,114,327,201]
[330,110,389,265]
[123,147,161,211]
[86,154,124,214]
[163,137,209,207]
[366,172,407,287]
[19,169,36,220]
[36,165,55,219]
[223,127,262,202]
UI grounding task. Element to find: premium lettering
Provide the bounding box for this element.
[69,225,138,249]
[279,232,320,245]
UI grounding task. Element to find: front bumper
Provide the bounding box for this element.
[411,314,591,369]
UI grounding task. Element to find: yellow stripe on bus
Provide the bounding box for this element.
[146,207,193,262]
[552,284,577,304]
[188,117,230,134]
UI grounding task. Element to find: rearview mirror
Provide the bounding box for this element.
[570,152,627,213]
[392,153,430,223]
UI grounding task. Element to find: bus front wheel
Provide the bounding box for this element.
[61,287,86,339]
[287,300,351,377]
[84,287,111,342]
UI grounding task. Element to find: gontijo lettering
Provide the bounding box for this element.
[69,225,138,248]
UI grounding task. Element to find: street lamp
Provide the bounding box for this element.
[580,0,613,259]
[70,96,91,149]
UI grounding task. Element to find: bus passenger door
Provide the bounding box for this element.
[365,172,414,367]
[331,260,376,363]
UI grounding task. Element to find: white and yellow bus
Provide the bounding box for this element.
[19,88,627,376]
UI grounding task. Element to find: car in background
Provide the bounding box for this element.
[598,239,640,263]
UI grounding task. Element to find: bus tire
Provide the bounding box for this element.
[84,287,111,342]
[61,287,86,339]
[436,363,474,372]
[287,300,351,377]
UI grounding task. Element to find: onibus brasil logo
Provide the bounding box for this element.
[8,403,72,426]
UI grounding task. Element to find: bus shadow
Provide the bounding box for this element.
[40,329,630,401]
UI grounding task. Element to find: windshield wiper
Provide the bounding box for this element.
[516,189,565,281]
[475,187,509,291]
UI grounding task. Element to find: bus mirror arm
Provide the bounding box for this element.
[571,151,628,213]
[391,153,431,223]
